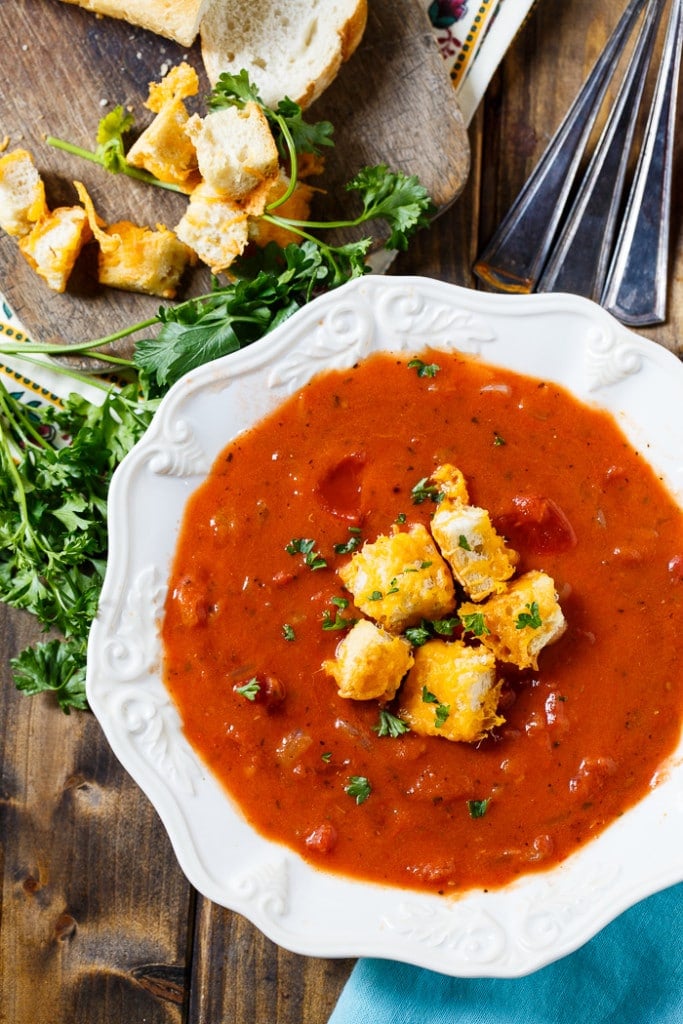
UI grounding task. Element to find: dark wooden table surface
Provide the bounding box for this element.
[1,1,681,1022]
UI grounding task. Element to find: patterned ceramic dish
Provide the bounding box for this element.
[86,276,683,978]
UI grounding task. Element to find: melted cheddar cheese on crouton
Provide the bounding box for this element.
[397,639,504,743]
[18,206,91,292]
[323,619,414,702]
[98,220,194,298]
[186,102,279,200]
[247,170,315,247]
[338,524,455,634]
[75,181,194,298]
[126,62,201,192]
[0,149,47,238]
[430,463,518,602]
[175,182,249,273]
[460,569,566,670]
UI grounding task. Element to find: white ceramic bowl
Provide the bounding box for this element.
[86,276,683,977]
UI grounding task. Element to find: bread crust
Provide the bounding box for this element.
[58,0,210,47]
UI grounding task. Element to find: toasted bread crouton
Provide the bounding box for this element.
[18,206,91,292]
[431,463,470,505]
[126,63,201,192]
[397,639,503,743]
[429,464,518,602]
[98,220,194,298]
[247,170,315,248]
[338,524,456,634]
[323,618,414,702]
[0,149,47,238]
[175,182,249,273]
[186,102,279,200]
[460,570,567,670]
[74,181,194,298]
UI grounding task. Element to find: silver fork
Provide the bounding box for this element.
[473,0,681,326]
[601,0,682,325]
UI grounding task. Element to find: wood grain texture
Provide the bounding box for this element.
[0,0,681,1022]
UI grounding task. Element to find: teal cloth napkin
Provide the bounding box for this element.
[329,883,682,1024]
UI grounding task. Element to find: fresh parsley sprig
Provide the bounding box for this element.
[0,376,159,711]
[46,106,185,193]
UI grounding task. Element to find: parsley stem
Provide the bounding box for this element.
[0,318,156,363]
[46,136,187,194]
[265,114,299,212]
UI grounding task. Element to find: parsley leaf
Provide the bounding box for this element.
[285,536,327,570]
[515,601,543,629]
[460,611,490,637]
[467,798,490,819]
[373,710,410,738]
[345,165,435,250]
[407,358,440,378]
[410,477,443,505]
[235,678,260,701]
[345,775,372,804]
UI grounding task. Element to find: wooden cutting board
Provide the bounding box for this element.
[0,0,470,350]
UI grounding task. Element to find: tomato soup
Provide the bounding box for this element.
[162,351,683,894]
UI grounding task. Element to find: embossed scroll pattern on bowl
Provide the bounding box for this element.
[87,276,683,977]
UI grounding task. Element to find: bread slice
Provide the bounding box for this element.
[200,0,368,108]
[58,0,210,48]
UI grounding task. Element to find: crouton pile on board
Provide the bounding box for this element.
[0,62,317,297]
[324,464,567,745]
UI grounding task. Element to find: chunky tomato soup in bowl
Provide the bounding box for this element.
[87,277,683,977]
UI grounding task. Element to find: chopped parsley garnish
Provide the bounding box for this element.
[322,596,357,631]
[396,512,407,524]
[434,703,451,728]
[515,601,543,630]
[467,798,490,818]
[421,686,449,727]
[460,611,490,637]
[282,623,296,641]
[321,751,332,763]
[407,358,440,378]
[334,526,363,554]
[285,536,327,570]
[410,477,443,505]
[458,534,472,550]
[405,624,432,646]
[235,678,260,701]
[367,590,384,602]
[432,617,459,636]
[493,432,506,447]
[345,775,372,804]
[373,709,410,737]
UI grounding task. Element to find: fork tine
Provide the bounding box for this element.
[473,0,648,292]
[601,0,683,325]
[536,0,665,300]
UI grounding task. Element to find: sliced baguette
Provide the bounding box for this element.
[58,0,210,48]
[200,0,368,108]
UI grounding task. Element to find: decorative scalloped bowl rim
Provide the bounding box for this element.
[86,276,683,978]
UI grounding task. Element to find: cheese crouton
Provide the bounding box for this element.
[323,619,414,702]
[126,63,201,192]
[186,103,279,200]
[460,570,566,670]
[338,524,456,634]
[18,207,91,292]
[397,639,504,743]
[174,182,249,273]
[430,464,518,602]
[74,181,194,298]
[0,149,47,238]
[248,169,315,248]
[98,220,194,298]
